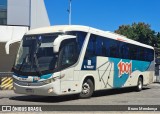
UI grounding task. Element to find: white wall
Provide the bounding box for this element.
[7,0,30,26]
[31,0,50,29]
[0,26,28,42]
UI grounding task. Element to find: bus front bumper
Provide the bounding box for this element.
[13,80,61,96]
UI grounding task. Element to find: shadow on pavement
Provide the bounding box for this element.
[10,94,79,103]
[92,87,150,98]
[9,87,150,103]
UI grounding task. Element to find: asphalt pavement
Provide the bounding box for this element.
[0,83,160,105]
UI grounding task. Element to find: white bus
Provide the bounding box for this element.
[12,25,154,98]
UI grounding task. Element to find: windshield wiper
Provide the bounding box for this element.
[33,41,42,76]
[18,54,29,71]
[34,53,42,76]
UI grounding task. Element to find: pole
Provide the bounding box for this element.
[29,0,31,30]
[69,0,71,25]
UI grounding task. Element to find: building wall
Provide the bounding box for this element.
[1,0,50,42]
[0,42,19,72]
[7,0,50,28]
[0,26,28,42]
[7,0,30,26]
[30,0,50,29]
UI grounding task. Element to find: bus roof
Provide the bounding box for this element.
[26,25,154,49]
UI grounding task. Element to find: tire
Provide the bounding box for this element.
[79,79,94,98]
[136,77,143,92]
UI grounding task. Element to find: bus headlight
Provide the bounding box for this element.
[43,78,57,84]
[48,87,54,93]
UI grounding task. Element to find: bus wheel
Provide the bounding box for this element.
[79,79,94,98]
[136,77,143,92]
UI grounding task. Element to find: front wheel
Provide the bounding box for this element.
[79,79,94,98]
[136,77,143,92]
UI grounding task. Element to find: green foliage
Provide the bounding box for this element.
[157,32,160,48]
[115,22,159,47]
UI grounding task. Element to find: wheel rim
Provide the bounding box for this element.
[138,80,142,89]
[82,82,90,95]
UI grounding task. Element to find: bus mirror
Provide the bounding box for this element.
[5,39,21,54]
[53,35,76,53]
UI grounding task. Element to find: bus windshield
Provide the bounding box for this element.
[14,34,60,75]
[13,31,87,76]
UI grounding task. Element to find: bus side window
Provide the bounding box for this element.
[109,40,119,58]
[122,43,129,59]
[144,48,148,61]
[119,42,125,59]
[147,49,154,61]
[95,36,103,56]
[103,38,110,57]
[139,47,144,61]
[58,39,78,67]
[85,35,96,59]
[102,38,107,57]
[136,47,140,60]
[76,32,86,53]
[130,45,137,60]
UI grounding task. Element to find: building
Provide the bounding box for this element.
[0,0,50,73]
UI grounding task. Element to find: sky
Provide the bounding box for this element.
[44,0,160,32]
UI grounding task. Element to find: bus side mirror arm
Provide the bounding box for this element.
[53,35,76,53]
[5,39,21,54]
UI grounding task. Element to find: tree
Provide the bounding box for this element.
[115,22,157,47]
[157,32,160,48]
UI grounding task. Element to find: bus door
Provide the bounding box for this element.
[58,38,79,94]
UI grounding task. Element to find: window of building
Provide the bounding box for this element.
[0,0,7,25]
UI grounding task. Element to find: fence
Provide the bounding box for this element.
[0,72,13,90]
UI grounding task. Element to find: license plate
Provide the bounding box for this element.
[19,77,33,82]
[19,77,27,81]
[26,88,34,93]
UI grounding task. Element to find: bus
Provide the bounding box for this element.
[12,25,154,98]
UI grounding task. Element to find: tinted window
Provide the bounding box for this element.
[85,34,154,62]
[147,49,154,61]
[85,35,96,59]
[139,47,144,61]
[103,38,110,57]
[58,39,78,67]
[119,42,129,59]
[109,39,119,58]
[95,36,103,56]
[67,31,87,54]
[129,45,137,60]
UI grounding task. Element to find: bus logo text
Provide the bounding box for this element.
[118,60,132,77]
